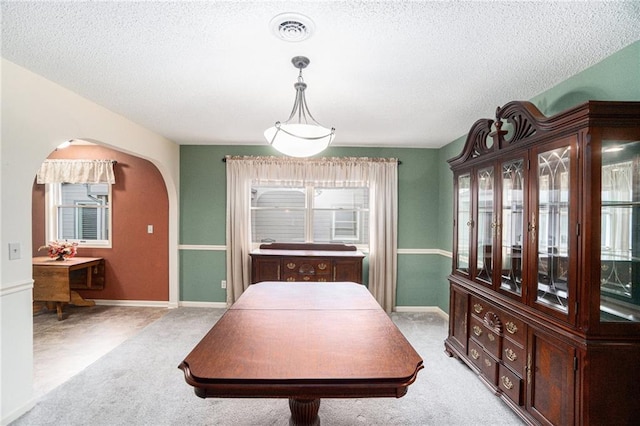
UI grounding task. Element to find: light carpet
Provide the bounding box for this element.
[12,308,524,425]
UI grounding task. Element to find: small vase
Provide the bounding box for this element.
[55,254,65,261]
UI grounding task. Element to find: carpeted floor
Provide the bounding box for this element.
[13,308,525,425]
[32,305,169,398]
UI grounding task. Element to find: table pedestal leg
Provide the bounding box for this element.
[288,398,320,426]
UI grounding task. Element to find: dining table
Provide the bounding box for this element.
[178,281,424,425]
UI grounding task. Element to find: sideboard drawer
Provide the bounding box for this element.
[282,257,332,282]
[250,243,364,284]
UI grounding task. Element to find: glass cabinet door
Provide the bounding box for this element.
[600,139,640,323]
[456,173,471,275]
[475,166,494,285]
[536,145,571,313]
[500,158,525,296]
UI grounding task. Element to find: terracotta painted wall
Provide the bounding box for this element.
[32,145,169,301]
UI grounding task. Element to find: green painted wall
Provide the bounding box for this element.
[180,145,443,305]
[180,41,639,311]
[531,41,640,115]
[179,250,226,302]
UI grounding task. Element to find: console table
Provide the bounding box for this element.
[32,256,105,320]
[249,243,365,284]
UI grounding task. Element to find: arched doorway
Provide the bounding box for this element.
[30,141,170,395]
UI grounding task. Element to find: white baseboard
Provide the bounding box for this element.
[93,299,171,308]
[1,398,35,426]
[92,299,446,317]
[395,305,449,320]
[179,301,227,309]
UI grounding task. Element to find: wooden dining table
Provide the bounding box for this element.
[178,281,424,425]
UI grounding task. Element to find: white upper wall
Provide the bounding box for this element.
[1,58,180,285]
[0,58,180,423]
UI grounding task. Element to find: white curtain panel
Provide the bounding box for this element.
[36,159,116,184]
[368,160,398,313]
[225,156,398,311]
[225,159,253,306]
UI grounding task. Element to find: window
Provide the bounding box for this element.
[251,185,369,245]
[46,182,111,247]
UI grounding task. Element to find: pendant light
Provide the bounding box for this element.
[264,56,335,157]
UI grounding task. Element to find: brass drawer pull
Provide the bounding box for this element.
[505,321,518,334]
[302,276,311,281]
[484,358,492,367]
[473,325,483,336]
[501,375,514,390]
[505,348,517,362]
[286,263,296,270]
[470,349,480,360]
[488,333,495,342]
[473,303,483,314]
[318,263,327,270]
[286,277,295,282]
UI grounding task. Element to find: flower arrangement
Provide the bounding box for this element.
[39,241,78,260]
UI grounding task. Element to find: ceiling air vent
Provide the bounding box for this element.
[270,13,314,42]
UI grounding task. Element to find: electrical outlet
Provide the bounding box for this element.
[221,280,227,289]
[9,242,21,260]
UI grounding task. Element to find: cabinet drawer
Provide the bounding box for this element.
[470,315,485,341]
[470,316,501,359]
[498,363,523,405]
[470,295,490,318]
[283,258,332,279]
[283,275,330,282]
[469,326,498,385]
[467,339,484,372]
[479,351,498,385]
[502,338,526,376]
[500,312,525,346]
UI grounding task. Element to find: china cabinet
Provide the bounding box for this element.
[445,101,640,425]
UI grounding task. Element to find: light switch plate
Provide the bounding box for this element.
[9,242,21,260]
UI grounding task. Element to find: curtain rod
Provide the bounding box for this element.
[221,157,402,164]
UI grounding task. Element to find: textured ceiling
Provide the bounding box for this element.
[2,1,640,149]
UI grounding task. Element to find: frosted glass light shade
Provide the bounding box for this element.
[264,123,334,158]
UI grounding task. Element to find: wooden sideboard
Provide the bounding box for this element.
[249,243,365,284]
[32,256,105,320]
